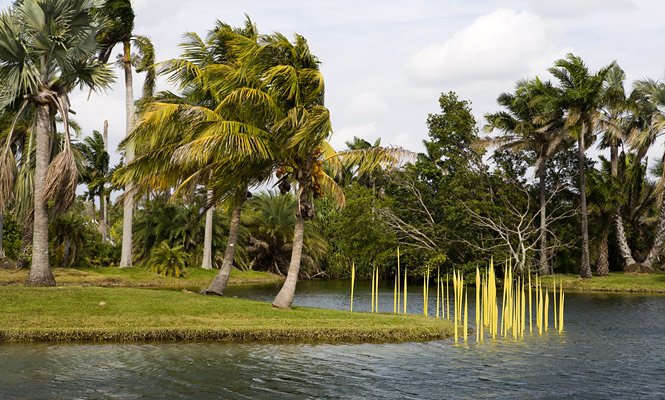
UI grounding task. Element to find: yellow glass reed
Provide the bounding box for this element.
[553,275,558,330]
[544,289,549,332]
[397,247,401,313]
[463,286,468,343]
[375,266,379,312]
[404,267,407,314]
[371,267,375,313]
[350,262,355,312]
[528,272,532,333]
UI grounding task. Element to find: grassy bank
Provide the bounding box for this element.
[0,287,453,343]
[540,271,665,293]
[0,267,282,287]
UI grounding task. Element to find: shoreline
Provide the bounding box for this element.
[0,286,452,344]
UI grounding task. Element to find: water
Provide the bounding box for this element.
[2,281,665,399]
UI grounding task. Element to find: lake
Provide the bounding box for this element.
[1,280,664,399]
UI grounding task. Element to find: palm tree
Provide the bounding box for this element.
[78,130,110,239]
[0,0,114,285]
[482,78,565,275]
[232,33,412,308]
[243,191,327,277]
[549,54,613,279]
[115,18,272,295]
[96,0,155,268]
[631,75,665,271]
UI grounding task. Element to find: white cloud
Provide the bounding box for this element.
[344,91,389,116]
[330,123,378,150]
[406,9,564,86]
[527,0,635,18]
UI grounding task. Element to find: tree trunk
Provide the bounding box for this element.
[26,102,55,286]
[538,162,548,276]
[201,190,214,269]
[614,212,636,267]
[272,213,305,309]
[610,143,618,177]
[205,204,242,295]
[595,227,610,277]
[641,202,665,272]
[17,216,32,269]
[120,41,135,268]
[578,133,592,279]
[98,121,108,241]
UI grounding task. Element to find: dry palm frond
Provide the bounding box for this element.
[43,147,77,216]
[318,172,345,208]
[0,150,17,211]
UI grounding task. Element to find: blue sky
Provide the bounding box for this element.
[3,0,665,170]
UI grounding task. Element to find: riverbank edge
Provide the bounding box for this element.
[0,327,450,343]
[0,286,453,344]
[539,272,665,294]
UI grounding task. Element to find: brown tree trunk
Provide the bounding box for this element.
[538,162,548,276]
[26,102,55,286]
[641,202,665,273]
[120,41,135,268]
[615,212,636,268]
[201,190,214,269]
[595,228,610,277]
[99,120,108,241]
[578,133,592,279]
[205,204,242,295]
[272,213,305,309]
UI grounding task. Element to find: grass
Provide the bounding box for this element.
[540,271,665,293]
[0,267,283,288]
[0,286,453,343]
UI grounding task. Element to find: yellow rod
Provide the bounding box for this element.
[404,267,407,314]
[463,286,468,343]
[375,266,379,313]
[371,267,375,313]
[545,288,549,332]
[350,262,355,312]
[397,247,400,313]
[436,268,440,319]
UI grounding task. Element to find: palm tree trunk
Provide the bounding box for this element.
[578,133,592,279]
[595,227,610,276]
[641,203,665,273]
[120,40,135,268]
[205,203,242,295]
[99,120,108,241]
[201,190,214,269]
[99,193,106,240]
[538,162,548,275]
[17,216,32,269]
[272,213,305,309]
[610,142,636,268]
[27,102,55,286]
[614,212,636,267]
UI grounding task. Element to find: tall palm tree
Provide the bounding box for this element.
[232,33,412,309]
[631,75,665,271]
[96,0,155,267]
[482,78,565,275]
[115,18,273,295]
[549,54,613,279]
[78,130,110,239]
[597,65,638,268]
[0,0,114,285]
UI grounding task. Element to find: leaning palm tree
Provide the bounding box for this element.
[115,18,273,295]
[630,75,665,271]
[96,0,155,267]
[549,54,613,279]
[0,0,114,285]
[482,78,565,276]
[232,33,413,308]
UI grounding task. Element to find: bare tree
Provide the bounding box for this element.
[462,180,576,273]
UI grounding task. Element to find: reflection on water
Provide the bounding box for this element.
[2,281,665,399]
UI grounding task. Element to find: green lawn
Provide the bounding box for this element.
[0,286,453,343]
[540,271,665,293]
[0,267,282,287]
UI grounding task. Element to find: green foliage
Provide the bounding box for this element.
[133,194,229,265]
[317,183,395,278]
[146,241,189,278]
[242,191,327,278]
[1,212,21,259]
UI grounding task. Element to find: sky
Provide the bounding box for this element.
[3,0,665,172]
